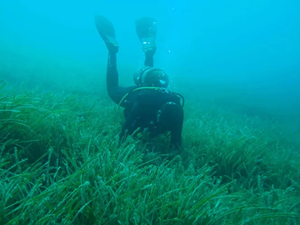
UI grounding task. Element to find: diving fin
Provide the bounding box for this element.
[95,15,119,53]
[135,17,157,53]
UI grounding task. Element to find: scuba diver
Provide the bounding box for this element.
[94,15,184,149]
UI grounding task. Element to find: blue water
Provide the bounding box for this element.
[0,0,299,125]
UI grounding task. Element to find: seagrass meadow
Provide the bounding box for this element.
[0,79,300,225]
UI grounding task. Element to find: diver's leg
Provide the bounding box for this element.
[94,15,120,91]
[95,15,136,105]
[95,15,119,54]
[145,51,154,67]
[136,17,157,53]
[136,17,157,67]
[106,53,137,105]
[94,15,120,100]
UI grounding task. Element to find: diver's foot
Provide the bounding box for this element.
[141,37,157,54]
[135,17,157,54]
[95,15,119,54]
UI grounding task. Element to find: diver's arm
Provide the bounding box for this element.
[160,100,184,150]
[170,106,183,149]
[119,103,140,142]
[170,122,183,149]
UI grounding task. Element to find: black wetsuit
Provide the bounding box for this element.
[107,52,184,148]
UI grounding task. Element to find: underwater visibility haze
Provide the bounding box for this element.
[0,0,300,224]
